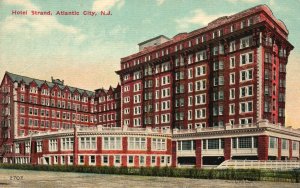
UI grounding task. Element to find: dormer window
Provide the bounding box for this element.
[241,20,247,29]
[201,35,206,42]
[230,24,235,32]
[30,87,37,94]
[42,88,49,95]
[248,17,253,26]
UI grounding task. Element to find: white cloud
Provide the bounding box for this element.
[92,0,125,11]
[156,0,166,6]
[176,9,231,30]
[1,0,86,43]
[226,0,260,3]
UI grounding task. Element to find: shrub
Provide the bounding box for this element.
[0,163,298,182]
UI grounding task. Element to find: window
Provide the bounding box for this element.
[114,155,121,165]
[133,94,141,104]
[133,83,141,92]
[177,140,195,151]
[279,108,285,117]
[161,113,170,123]
[188,96,193,106]
[128,156,134,165]
[61,137,74,150]
[213,61,224,71]
[124,97,130,103]
[240,36,252,49]
[151,156,156,165]
[240,52,253,65]
[195,50,207,62]
[128,137,146,150]
[188,54,193,64]
[15,143,20,153]
[282,139,288,150]
[161,88,170,98]
[175,84,184,94]
[124,119,130,126]
[240,69,253,82]
[89,155,96,165]
[20,118,25,126]
[239,118,253,125]
[102,155,109,165]
[279,64,286,73]
[188,83,193,93]
[229,104,235,115]
[49,139,58,151]
[103,137,122,150]
[279,93,285,102]
[78,155,84,165]
[213,76,224,86]
[230,73,235,85]
[133,106,141,115]
[229,88,235,100]
[124,85,130,92]
[279,79,286,88]
[20,106,25,114]
[239,101,253,113]
[188,68,193,79]
[161,75,170,85]
[269,137,278,149]
[175,71,184,80]
[195,80,206,91]
[133,118,141,126]
[239,85,253,98]
[293,141,299,151]
[195,66,206,77]
[79,137,96,150]
[241,20,247,28]
[139,156,145,166]
[188,110,192,120]
[25,142,31,153]
[230,41,236,52]
[133,71,141,80]
[239,137,252,148]
[161,62,170,72]
[195,94,206,105]
[265,52,272,63]
[152,138,166,151]
[207,139,219,149]
[248,17,253,26]
[195,108,206,119]
[36,141,42,152]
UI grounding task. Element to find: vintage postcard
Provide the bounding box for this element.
[0,0,300,187]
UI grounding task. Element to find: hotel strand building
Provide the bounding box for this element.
[1,5,299,168]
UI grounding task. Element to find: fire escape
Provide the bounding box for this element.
[173,45,186,129]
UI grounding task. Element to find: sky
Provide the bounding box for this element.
[0,0,300,127]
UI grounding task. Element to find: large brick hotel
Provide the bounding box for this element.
[1,5,299,168]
